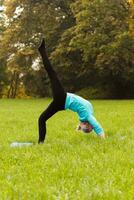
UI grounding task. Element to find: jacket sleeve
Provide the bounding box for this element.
[87,114,104,135]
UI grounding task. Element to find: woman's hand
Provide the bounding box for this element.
[99,133,106,139]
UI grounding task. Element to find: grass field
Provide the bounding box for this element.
[0,99,134,200]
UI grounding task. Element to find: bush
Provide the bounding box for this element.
[77,86,112,99]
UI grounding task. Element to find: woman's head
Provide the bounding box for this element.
[77,121,93,133]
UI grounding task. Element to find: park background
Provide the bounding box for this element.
[0,1,134,199]
[0,0,134,99]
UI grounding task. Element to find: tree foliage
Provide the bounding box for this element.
[52,0,134,98]
[128,0,134,35]
[0,0,134,98]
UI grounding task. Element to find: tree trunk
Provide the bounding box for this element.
[7,71,19,98]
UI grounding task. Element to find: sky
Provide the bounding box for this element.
[0,6,4,12]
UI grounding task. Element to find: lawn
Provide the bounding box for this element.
[0,99,134,200]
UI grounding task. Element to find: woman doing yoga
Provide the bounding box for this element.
[38,39,105,143]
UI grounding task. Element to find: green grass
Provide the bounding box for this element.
[0,99,134,200]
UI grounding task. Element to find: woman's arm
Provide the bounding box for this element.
[87,115,105,138]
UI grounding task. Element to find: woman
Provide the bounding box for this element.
[38,39,105,143]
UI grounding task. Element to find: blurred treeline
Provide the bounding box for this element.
[0,0,134,99]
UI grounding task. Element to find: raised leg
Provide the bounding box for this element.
[38,39,66,103]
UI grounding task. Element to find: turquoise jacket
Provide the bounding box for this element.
[65,93,104,135]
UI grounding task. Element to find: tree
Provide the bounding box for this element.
[0,0,65,97]
[0,0,8,97]
[0,0,133,98]
[52,0,134,98]
[128,0,134,36]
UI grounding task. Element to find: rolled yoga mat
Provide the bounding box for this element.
[10,142,33,147]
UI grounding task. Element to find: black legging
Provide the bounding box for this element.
[38,41,67,143]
